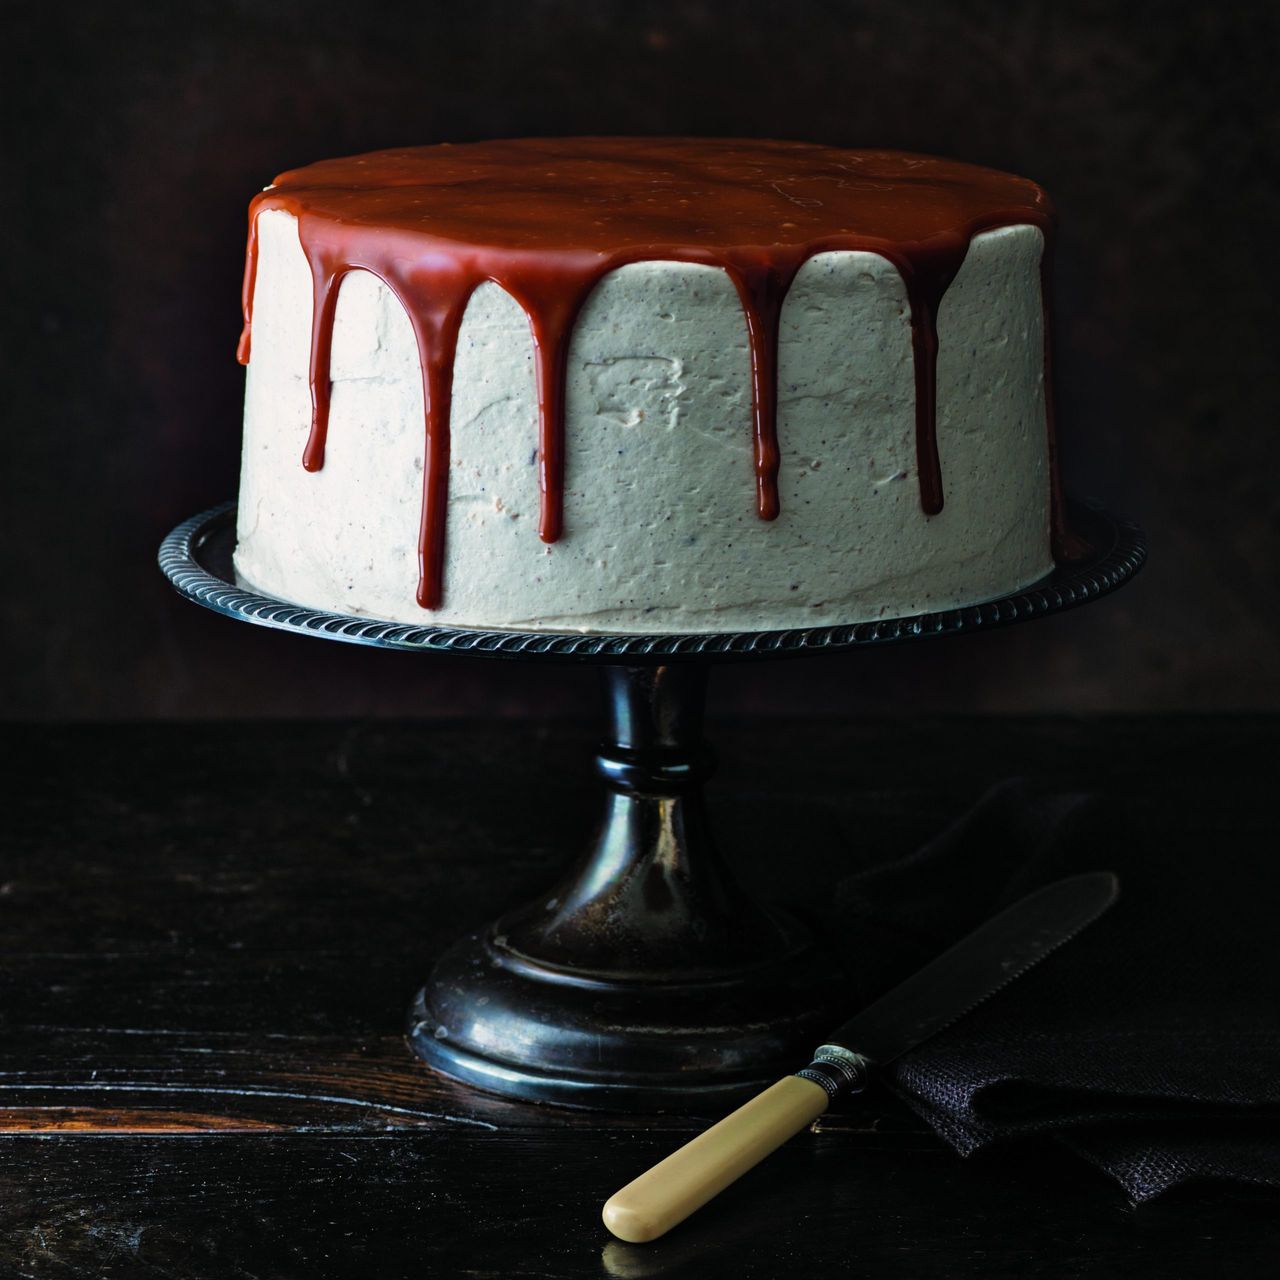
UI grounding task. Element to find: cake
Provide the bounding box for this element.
[233,138,1075,634]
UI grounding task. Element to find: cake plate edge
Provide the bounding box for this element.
[158,499,1145,663]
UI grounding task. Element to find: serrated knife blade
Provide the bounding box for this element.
[603,871,1119,1243]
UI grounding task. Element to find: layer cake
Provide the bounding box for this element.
[233,138,1073,633]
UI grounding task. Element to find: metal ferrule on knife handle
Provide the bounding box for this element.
[794,1044,871,1101]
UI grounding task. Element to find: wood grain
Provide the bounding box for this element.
[1,719,1277,1277]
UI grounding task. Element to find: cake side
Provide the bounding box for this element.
[234,141,1069,616]
[234,209,1051,633]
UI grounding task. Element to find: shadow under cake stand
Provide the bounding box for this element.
[160,500,1144,1112]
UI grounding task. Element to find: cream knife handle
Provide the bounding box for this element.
[602,1075,830,1244]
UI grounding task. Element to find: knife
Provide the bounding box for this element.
[602,871,1119,1243]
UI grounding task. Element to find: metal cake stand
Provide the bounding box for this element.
[159,499,1144,1112]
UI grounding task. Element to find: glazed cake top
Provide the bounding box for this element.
[237,138,1065,608]
[243,137,1051,257]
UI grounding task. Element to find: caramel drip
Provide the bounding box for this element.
[500,274,598,548]
[237,139,1067,607]
[724,262,790,521]
[290,220,475,606]
[874,246,967,517]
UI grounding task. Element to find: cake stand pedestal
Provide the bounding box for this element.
[160,501,1144,1111]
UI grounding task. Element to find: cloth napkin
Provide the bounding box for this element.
[829,778,1280,1201]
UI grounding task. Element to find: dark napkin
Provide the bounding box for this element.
[829,778,1280,1201]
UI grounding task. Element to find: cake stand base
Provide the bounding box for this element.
[406,664,843,1110]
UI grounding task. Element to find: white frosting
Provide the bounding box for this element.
[235,208,1052,632]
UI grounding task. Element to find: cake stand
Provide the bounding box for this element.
[159,500,1144,1111]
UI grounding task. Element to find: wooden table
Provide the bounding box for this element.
[3,718,1276,1277]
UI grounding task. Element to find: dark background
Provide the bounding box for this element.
[6,0,1278,719]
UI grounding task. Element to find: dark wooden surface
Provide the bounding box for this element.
[2,715,1277,1277]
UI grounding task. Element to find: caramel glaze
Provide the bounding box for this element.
[237,138,1078,609]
